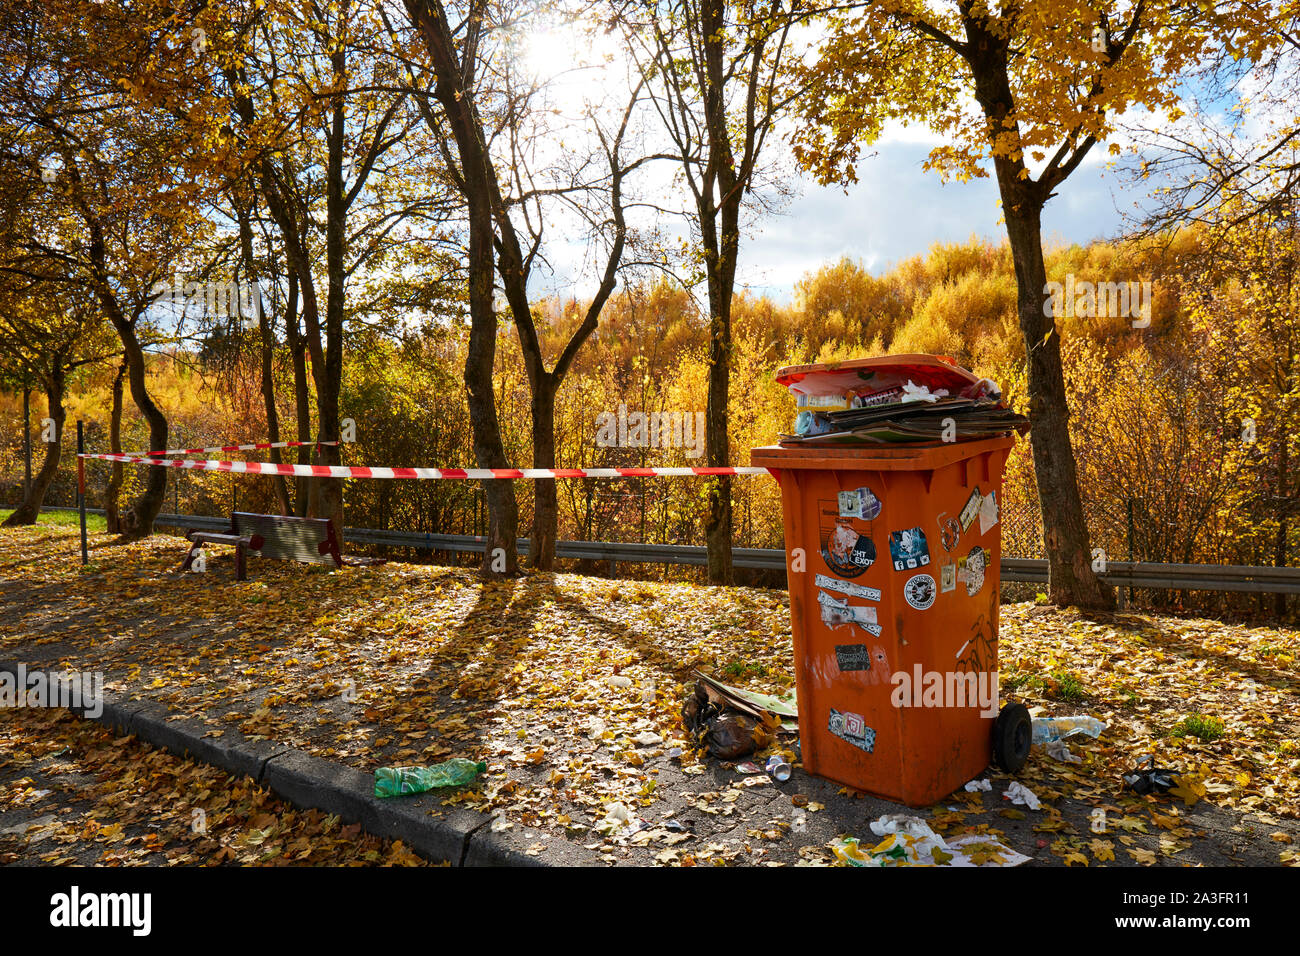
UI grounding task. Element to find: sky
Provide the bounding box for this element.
[735,138,1135,301]
[518,15,1159,308]
[531,126,1145,307]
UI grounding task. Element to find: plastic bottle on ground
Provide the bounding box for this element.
[374,758,487,797]
[1031,716,1106,745]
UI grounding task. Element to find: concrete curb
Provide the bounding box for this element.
[0,659,542,866]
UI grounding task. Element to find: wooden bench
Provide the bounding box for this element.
[179,511,385,580]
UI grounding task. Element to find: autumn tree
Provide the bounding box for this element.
[794,0,1278,608]
[200,0,442,530]
[0,0,211,537]
[0,279,112,525]
[1183,203,1300,616]
[396,2,661,569]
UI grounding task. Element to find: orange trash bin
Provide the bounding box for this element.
[752,355,1024,807]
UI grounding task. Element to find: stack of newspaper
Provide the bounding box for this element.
[780,395,1029,445]
[775,355,1030,446]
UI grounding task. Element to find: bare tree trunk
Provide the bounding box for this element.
[698,0,740,585]
[104,356,126,533]
[283,272,314,517]
[1001,202,1112,609]
[237,194,292,515]
[966,29,1112,610]
[315,75,348,533]
[405,0,519,576]
[112,317,169,538]
[701,207,736,585]
[83,206,168,538]
[463,228,519,575]
[258,303,291,516]
[3,366,65,526]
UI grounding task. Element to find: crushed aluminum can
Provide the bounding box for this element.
[765,754,792,782]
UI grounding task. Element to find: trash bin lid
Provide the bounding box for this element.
[776,354,981,397]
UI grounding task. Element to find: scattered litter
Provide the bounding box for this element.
[696,673,798,718]
[964,778,992,792]
[765,754,792,782]
[1045,739,1082,764]
[595,802,632,835]
[587,717,606,739]
[374,758,486,797]
[1003,781,1042,810]
[869,814,936,839]
[831,814,1029,867]
[634,731,663,747]
[1122,756,1178,795]
[736,761,764,774]
[607,675,633,689]
[682,677,780,760]
[1031,715,1106,745]
[900,380,949,403]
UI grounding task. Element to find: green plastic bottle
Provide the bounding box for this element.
[374,759,487,798]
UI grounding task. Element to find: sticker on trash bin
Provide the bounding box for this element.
[835,644,873,671]
[829,708,876,753]
[938,513,961,552]
[978,489,999,535]
[837,486,882,520]
[888,527,930,571]
[819,591,882,637]
[958,546,987,596]
[940,562,957,593]
[823,519,876,577]
[814,574,882,602]
[959,487,982,532]
[903,573,936,610]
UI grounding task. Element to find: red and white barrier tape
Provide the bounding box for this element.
[78,453,770,480]
[127,439,340,458]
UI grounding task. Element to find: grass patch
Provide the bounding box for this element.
[0,509,107,533]
[1173,714,1226,742]
[720,660,768,680]
[1002,671,1032,693]
[1045,669,1087,703]
[1115,684,1141,707]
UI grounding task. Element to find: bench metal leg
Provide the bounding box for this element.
[235,543,247,581]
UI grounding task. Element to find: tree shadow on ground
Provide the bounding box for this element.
[1059,607,1299,697]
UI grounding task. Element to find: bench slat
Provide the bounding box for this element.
[232,512,339,566]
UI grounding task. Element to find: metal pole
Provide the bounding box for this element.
[77,420,88,565]
[22,385,31,500]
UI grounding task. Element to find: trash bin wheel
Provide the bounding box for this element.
[993,702,1031,773]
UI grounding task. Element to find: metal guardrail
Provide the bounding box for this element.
[51,507,1300,594]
